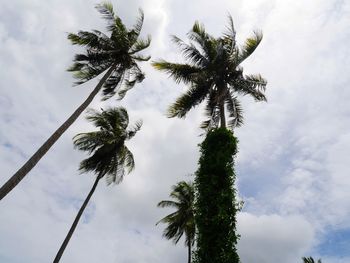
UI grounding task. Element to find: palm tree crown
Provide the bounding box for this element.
[74,107,142,183]
[153,16,266,129]
[157,181,195,263]
[69,2,151,100]
[303,256,322,263]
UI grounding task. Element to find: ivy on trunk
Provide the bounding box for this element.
[194,128,240,263]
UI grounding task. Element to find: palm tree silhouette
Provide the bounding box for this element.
[0,2,150,200]
[53,107,142,262]
[157,181,195,263]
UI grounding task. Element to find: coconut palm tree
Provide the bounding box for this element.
[0,2,150,200]
[303,256,322,263]
[53,107,141,263]
[152,16,266,130]
[157,181,195,263]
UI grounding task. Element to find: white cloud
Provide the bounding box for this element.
[238,213,315,263]
[1,0,350,262]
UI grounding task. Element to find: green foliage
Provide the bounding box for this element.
[157,181,195,248]
[152,15,266,130]
[73,107,142,184]
[68,2,151,100]
[194,128,239,263]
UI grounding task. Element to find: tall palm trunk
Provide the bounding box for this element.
[0,67,115,201]
[219,103,226,128]
[53,175,101,263]
[188,241,192,263]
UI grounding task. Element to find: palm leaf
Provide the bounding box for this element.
[238,30,263,63]
[152,61,200,84]
[167,81,210,118]
[96,2,118,32]
[225,94,244,129]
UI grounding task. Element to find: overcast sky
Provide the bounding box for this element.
[1,0,350,262]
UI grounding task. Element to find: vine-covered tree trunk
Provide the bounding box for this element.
[0,67,115,201]
[194,128,239,263]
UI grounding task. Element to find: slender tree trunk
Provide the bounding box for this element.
[188,242,192,263]
[0,67,115,201]
[219,103,226,128]
[53,175,101,263]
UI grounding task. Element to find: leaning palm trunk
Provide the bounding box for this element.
[188,241,191,263]
[0,66,115,201]
[53,175,101,263]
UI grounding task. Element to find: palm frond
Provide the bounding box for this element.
[157,200,179,208]
[231,74,267,101]
[96,2,118,32]
[171,35,207,67]
[188,21,207,44]
[130,35,152,55]
[238,30,263,63]
[152,60,200,84]
[117,67,145,100]
[67,31,113,51]
[73,131,109,153]
[127,120,143,139]
[223,14,236,45]
[225,94,244,129]
[130,8,144,39]
[200,90,220,130]
[123,146,135,173]
[188,22,217,61]
[101,69,123,100]
[167,81,210,118]
[245,74,267,92]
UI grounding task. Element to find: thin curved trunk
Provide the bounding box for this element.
[53,175,101,263]
[0,66,115,201]
[188,241,192,263]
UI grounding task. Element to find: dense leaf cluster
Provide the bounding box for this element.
[68,3,151,100]
[194,128,239,263]
[153,18,267,130]
[73,107,142,184]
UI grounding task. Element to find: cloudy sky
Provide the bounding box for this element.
[1,0,350,262]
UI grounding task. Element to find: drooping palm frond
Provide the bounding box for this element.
[232,74,267,101]
[167,80,211,118]
[225,94,244,129]
[157,200,179,208]
[237,30,263,64]
[200,90,220,130]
